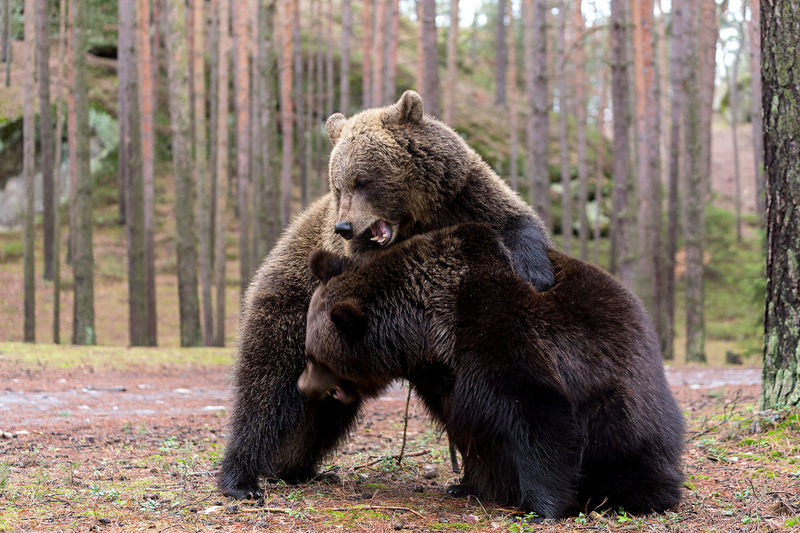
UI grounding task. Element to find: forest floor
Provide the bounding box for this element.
[1,343,798,532]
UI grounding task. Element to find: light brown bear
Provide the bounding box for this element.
[219,91,554,499]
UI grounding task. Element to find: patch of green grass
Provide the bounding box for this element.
[0,239,23,262]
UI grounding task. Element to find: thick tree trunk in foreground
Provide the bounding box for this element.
[682,0,705,363]
[495,0,507,106]
[23,0,36,342]
[761,0,800,409]
[72,0,96,345]
[444,0,458,125]
[165,0,201,347]
[748,0,764,225]
[420,0,440,116]
[609,0,635,287]
[37,0,55,281]
[119,0,148,346]
[214,0,230,347]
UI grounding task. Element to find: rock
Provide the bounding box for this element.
[422,465,437,479]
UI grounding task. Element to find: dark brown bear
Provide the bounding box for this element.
[219,91,554,498]
[300,223,685,519]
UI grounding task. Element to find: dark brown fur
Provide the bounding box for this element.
[219,92,555,498]
[301,223,685,518]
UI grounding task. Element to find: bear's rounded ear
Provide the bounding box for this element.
[330,300,367,337]
[309,249,352,284]
[385,90,423,125]
[326,113,346,145]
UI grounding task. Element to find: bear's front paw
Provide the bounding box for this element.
[446,483,475,498]
[223,484,263,500]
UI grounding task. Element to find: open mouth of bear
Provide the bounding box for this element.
[368,220,393,246]
[328,384,357,404]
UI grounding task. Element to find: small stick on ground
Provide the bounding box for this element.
[353,449,430,470]
[396,382,413,465]
[325,504,426,519]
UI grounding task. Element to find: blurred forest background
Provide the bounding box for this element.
[0,0,769,365]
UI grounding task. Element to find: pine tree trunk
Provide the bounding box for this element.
[681,0,705,363]
[325,0,334,115]
[556,0,571,254]
[214,0,230,347]
[255,0,277,260]
[372,0,385,107]
[341,0,351,112]
[761,0,800,409]
[507,0,518,191]
[66,3,76,267]
[72,0,96,345]
[729,8,744,243]
[233,0,252,295]
[139,0,157,346]
[52,0,67,343]
[444,0,458,125]
[165,0,202,347]
[633,0,665,348]
[609,0,635,286]
[279,1,294,226]
[37,0,55,281]
[3,0,10,87]
[23,0,36,342]
[384,0,397,103]
[420,0,440,117]
[748,0,764,225]
[699,0,717,197]
[574,0,588,260]
[120,0,148,346]
[495,0,507,106]
[291,0,307,209]
[594,67,608,266]
[524,0,550,229]
[663,0,684,361]
[362,0,372,108]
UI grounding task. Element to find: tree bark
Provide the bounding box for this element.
[372,0,385,106]
[728,4,744,242]
[507,0,518,191]
[420,0,440,117]
[52,0,67,343]
[290,0,307,209]
[341,0,351,112]
[325,0,335,115]
[139,0,157,346]
[165,0,202,347]
[3,0,10,87]
[119,0,148,346]
[72,0,96,345]
[556,0,571,254]
[748,0,764,225]
[214,0,230,347]
[233,0,252,295]
[699,0,718,197]
[444,0,458,125]
[524,0,550,229]
[609,0,635,286]
[279,1,294,226]
[362,0,372,108]
[594,66,608,266]
[761,0,800,409]
[23,0,36,342]
[682,0,705,363]
[385,0,399,103]
[37,0,55,281]
[573,0,588,260]
[495,0,507,106]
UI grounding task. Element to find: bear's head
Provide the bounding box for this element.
[325,90,471,254]
[299,248,420,403]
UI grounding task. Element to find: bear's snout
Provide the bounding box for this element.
[334,221,354,239]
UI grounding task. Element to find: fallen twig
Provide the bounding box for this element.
[353,449,430,470]
[324,504,426,520]
[397,382,413,465]
[239,507,300,515]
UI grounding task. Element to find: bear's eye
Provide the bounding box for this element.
[353,177,369,190]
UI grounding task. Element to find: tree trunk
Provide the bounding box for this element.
[341,0,351,112]
[72,0,96,345]
[556,0,571,254]
[699,0,718,197]
[233,0,252,295]
[325,0,334,115]
[362,0,372,108]
[761,0,800,409]
[748,0,764,225]
[385,0,399,103]
[524,0,550,229]
[66,3,76,266]
[165,0,202,347]
[420,0,440,117]
[507,0,518,191]
[594,66,608,266]
[609,0,635,286]
[681,0,705,363]
[214,0,230,347]
[3,0,10,87]
[139,0,157,346]
[444,0,458,125]
[729,7,744,243]
[573,0,588,260]
[495,0,507,106]
[633,0,665,349]
[372,0,385,106]
[119,0,148,346]
[37,0,55,281]
[279,1,294,226]
[290,0,307,209]
[663,0,684,361]
[52,0,67,343]
[23,0,36,342]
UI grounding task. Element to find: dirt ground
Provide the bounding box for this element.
[1,358,798,532]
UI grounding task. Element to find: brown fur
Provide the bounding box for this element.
[301,223,685,518]
[219,91,554,499]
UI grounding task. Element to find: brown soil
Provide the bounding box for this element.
[2,363,798,532]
